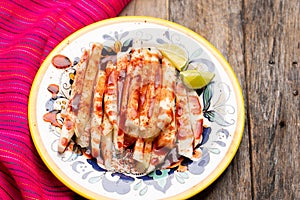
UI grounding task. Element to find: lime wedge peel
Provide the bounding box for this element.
[157,44,188,71]
[156,43,215,89]
[180,69,215,89]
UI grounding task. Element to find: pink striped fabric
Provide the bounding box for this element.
[0,0,131,199]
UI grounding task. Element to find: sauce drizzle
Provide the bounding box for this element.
[51,55,72,69]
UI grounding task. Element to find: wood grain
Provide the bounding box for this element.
[244,0,300,199]
[77,0,300,199]
[120,0,168,19]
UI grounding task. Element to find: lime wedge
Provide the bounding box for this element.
[180,69,215,89]
[157,44,188,71]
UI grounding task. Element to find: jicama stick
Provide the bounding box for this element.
[133,137,144,162]
[175,79,194,159]
[142,139,153,171]
[138,48,162,139]
[119,52,135,146]
[90,70,106,161]
[58,115,75,153]
[58,50,89,153]
[115,53,128,151]
[146,113,176,173]
[104,61,120,151]
[156,57,176,131]
[100,113,113,170]
[132,138,153,175]
[187,89,204,148]
[138,49,155,129]
[125,49,143,138]
[145,63,162,136]
[75,118,91,149]
[75,43,103,147]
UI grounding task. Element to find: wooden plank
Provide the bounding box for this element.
[244,0,300,199]
[169,0,252,199]
[119,0,168,19]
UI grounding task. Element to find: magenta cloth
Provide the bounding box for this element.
[0,0,131,199]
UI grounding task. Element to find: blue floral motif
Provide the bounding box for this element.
[200,127,212,146]
[174,171,189,184]
[145,169,173,193]
[59,150,79,162]
[102,31,133,55]
[101,173,135,195]
[188,148,210,175]
[156,30,181,45]
[217,128,230,139]
[202,82,235,126]
[86,158,106,172]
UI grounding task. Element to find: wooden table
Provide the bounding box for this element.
[121,1,300,199]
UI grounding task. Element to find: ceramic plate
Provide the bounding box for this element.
[29,16,245,200]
